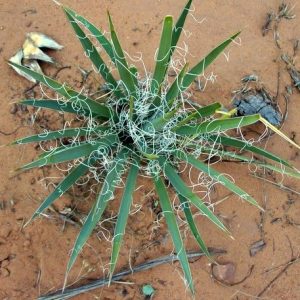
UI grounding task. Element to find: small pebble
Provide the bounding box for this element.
[212,262,236,284]
[1,259,9,268]
[10,104,18,114]
[0,268,10,278]
[0,237,7,244]
[0,224,12,238]
[168,69,177,77]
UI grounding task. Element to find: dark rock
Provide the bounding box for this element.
[250,239,266,256]
[233,93,282,126]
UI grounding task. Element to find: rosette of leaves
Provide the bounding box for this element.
[9,0,300,293]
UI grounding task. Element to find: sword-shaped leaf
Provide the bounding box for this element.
[178,194,211,259]
[174,102,222,129]
[181,32,241,90]
[147,105,180,131]
[13,126,109,145]
[64,9,123,99]
[175,114,260,135]
[8,62,111,119]
[151,16,173,99]
[67,149,129,273]
[108,13,137,99]
[109,158,140,278]
[163,0,192,85]
[170,0,193,55]
[208,135,291,167]
[129,66,139,89]
[165,63,189,104]
[153,175,194,294]
[20,99,86,116]
[159,159,230,235]
[64,7,115,62]
[201,147,300,179]
[18,135,118,171]
[175,151,262,209]
[27,157,97,224]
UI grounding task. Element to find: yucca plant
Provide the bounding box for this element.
[9,0,300,294]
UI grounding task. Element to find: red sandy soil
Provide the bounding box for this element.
[0,0,300,299]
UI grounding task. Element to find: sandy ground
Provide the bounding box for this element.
[0,0,300,299]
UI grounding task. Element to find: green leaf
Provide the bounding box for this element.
[171,0,193,53]
[129,96,134,120]
[37,144,68,159]
[20,99,84,116]
[64,9,122,99]
[201,146,300,179]
[174,102,222,129]
[67,149,129,273]
[175,151,262,209]
[18,135,118,171]
[181,32,241,90]
[64,7,115,62]
[178,194,211,259]
[13,126,109,145]
[165,63,189,104]
[108,13,137,99]
[175,114,260,136]
[151,16,173,98]
[109,158,140,277]
[27,157,96,224]
[8,62,111,119]
[208,135,291,167]
[129,66,139,88]
[153,174,194,294]
[147,105,180,131]
[159,159,230,235]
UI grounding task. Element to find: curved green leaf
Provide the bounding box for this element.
[109,158,140,278]
[67,149,129,273]
[171,0,193,54]
[174,102,222,129]
[178,194,211,259]
[175,151,262,209]
[165,63,189,104]
[27,157,97,224]
[175,114,260,136]
[151,16,173,98]
[181,32,241,90]
[129,66,139,88]
[208,135,291,167]
[201,147,300,179]
[8,62,111,119]
[20,99,85,116]
[153,175,194,294]
[18,135,118,171]
[64,9,122,99]
[64,7,115,62]
[159,159,230,235]
[147,105,180,131]
[13,126,109,145]
[108,13,137,99]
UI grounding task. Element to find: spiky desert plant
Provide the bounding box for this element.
[9,0,300,293]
